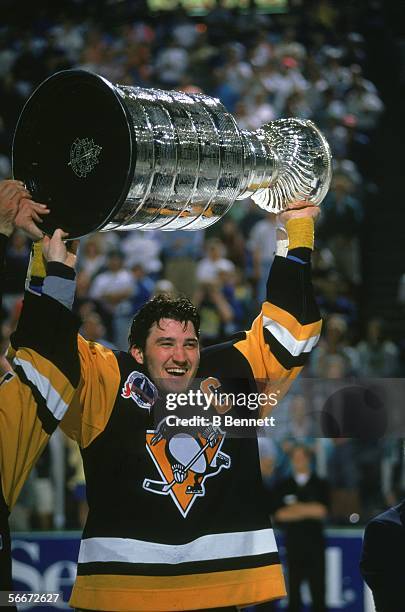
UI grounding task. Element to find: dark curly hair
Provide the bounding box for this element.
[128,294,200,350]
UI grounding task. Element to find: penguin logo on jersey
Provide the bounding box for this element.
[121,371,158,411]
[143,418,231,517]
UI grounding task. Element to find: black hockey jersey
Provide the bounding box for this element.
[61,246,321,611]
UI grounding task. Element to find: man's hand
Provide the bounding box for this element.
[278,202,320,225]
[42,229,78,269]
[14,197,50,241]
[0,179,41,237]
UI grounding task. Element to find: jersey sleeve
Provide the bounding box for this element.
[234,221,322,413]
[0,290,80,509]
[59,336,121,449]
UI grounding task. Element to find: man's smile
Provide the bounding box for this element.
[165,367,188,376]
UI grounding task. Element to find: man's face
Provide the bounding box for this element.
[130,318,200,394]
[291,448,310,475]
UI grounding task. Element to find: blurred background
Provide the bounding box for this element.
[1,0,405,609]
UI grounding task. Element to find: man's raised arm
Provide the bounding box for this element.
[234,205,322,409]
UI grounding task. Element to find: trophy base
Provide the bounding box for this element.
[12,70,135,239]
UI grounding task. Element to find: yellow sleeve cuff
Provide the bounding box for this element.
[285,217,314,250]
[30,241,46,279]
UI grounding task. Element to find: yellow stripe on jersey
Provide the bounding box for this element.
[60,336,120,448]
[71,564,286,611]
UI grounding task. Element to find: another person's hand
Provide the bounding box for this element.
[278,202,320,225]
[42,229,79,269]
[14,197,50,241]
[0,179,36,237]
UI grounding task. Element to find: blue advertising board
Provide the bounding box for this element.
[11,530,373,611]
[12,533,80,610]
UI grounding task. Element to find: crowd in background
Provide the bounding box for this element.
[0,0,404,532]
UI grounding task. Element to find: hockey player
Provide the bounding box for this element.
[0,180,80,595]
[26,203,321,611]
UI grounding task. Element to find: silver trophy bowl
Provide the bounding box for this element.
[12,70,332,239]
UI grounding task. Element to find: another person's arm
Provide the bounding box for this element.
[58,330,121,448]
[275,501,327,522]
[0,179,48,305]
[0,231,80,509]
[272,474,329,523]
[15,231,121,450]
[48,266,121,448]
[0,180,49,373]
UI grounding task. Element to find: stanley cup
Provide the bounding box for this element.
[12,70,332,239]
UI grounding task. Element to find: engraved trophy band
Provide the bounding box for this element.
[12,70,332,239]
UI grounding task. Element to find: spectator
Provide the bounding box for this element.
[196,237,234,284]
[161,230,203,298]
[346,75,384,133]
[217,218,246,270]
[221,43,253,96]
[80,311,116,350]
[89,250,133,309]
[77,235,106,280]
[271,444,329,612]
[114,262,156,350]
[244,92,276,130]
[89,250,133,346]
[172,15,198,49]
[357,318,400,378]
[193,278,234,346]
[154,37,189,88]
[280,394,316,455]
[122,230,162,277]
[317,172,363,284]
[275,27,307,64]
[249,29,274,68]
[130,263,155,312]
[272,56,308,117]
[49,17,85,63]
[219,264,253,333]
[310,313,360,377]
[153,278,176,298]
[316,270,358,327]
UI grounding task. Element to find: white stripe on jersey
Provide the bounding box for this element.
[13,357,68,421]
[262,316,320,356]
[78,528,278,565]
